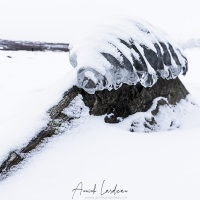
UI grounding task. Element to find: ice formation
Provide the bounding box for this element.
[69,17,188,94]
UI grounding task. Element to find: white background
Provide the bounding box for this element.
[0,0,200,42]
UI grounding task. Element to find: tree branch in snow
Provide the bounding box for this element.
[0,86,79,180]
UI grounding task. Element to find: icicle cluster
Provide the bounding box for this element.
[69,17,188,94]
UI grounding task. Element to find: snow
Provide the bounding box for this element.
[0,51,76,160]
[126,95,197,132]
[0,46,200,200]
[0,0,200,197]
[69,17,187,94]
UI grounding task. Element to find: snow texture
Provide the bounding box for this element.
[179,38,200,49]
[57,95,89,134]
[59,93,197,134]
[60,94,197,134]
[129,95,196,132]
[0,48,200,200]
[0,51,76,160]
[69,17,188,94]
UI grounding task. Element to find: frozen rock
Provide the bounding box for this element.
[80,77,189,123]
[69,17,188,94]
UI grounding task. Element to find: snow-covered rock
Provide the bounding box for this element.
[69,17,188,94]
[80,77,189,123]
[129,96,196,132]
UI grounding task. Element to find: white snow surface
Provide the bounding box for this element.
[0,48,200,200]
[0,51,76,160]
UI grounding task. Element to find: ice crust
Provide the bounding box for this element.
[69,17,188,94]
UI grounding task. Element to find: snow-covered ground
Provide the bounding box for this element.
[0,47,200,200]
[0,51,76,160]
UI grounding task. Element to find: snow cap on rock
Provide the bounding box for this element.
[69,16,188,94]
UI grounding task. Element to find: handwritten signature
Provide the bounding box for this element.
[72,180,128,199]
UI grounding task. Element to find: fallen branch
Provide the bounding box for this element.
[0,86,79,180]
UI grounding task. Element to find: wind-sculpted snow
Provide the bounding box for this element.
[69,17,188,94]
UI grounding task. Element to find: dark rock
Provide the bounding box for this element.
[143,117,157,131]
[0,152,22,173]
[151,99,169,116]
[80,77,189,123]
